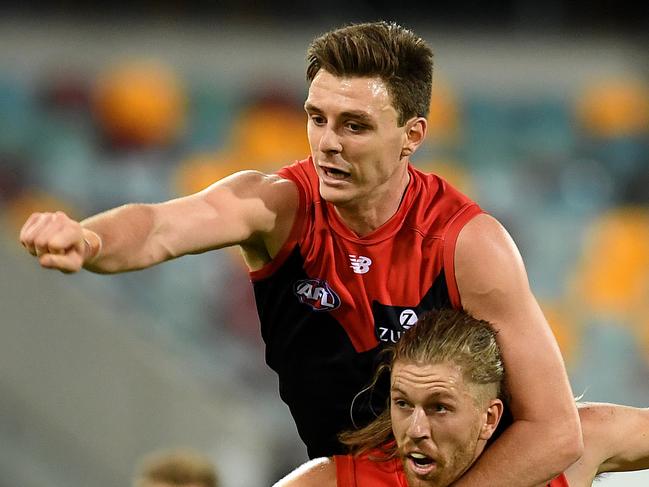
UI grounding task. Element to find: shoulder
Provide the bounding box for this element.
[455,214,525,285]
[203,169,297,196]
[273,457,337,487]
[277,158,317,188]
[199,170,298,216]
[454,213,536,317]
[456,213,512,246]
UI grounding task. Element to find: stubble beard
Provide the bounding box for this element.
[402,438,479,487]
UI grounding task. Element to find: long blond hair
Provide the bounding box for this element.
[339,308,505,459]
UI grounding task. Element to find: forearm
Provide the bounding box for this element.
[81,203,165,273]
[452,418,582,487]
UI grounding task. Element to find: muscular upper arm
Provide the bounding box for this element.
[454,214,577,423]
[273,457,337,487]
[151,170,298,265]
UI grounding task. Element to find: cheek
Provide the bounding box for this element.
[372,136,407,175]
[306,124,318,147]
[381,129,405,156]
[390,412,408,440]
[433,418,466,446]
[442,416,481,453]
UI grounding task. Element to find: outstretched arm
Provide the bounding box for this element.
[564,403,649,485]
[19,171,297,274]
[450,214,582,487]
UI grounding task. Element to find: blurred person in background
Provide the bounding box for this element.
[133,448,218,487]
[18,21,581,485]
[277,309,649,487]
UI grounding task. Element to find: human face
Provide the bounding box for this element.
[304,70,414,211]
[390,360,492,487]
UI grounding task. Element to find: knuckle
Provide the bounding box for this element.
[33,236,49,248]
[28,212,43,223]
[54,211,69,223]
[48,235,68,250]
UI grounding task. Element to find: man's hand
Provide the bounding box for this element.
[19,211,99,273]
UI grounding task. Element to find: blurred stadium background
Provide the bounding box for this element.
[0,2,648,486]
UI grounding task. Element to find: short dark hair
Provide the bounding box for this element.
[306,21,433,126]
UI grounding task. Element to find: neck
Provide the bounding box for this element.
[335,165,411,237]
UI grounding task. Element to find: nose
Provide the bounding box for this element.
[318,124,342,154]
[406,407,430,441]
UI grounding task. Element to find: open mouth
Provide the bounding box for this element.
[321,166,350,180]
[407,452,436,475]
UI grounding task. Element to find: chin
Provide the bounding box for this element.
[402,460,443,487]
[318,182,354,206]
[405,472,438,487]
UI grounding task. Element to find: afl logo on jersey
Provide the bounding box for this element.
[293,279,341,311]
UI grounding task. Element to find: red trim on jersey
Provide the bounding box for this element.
[442,201,484,309]
[549,473,570,486]
[249,165,306,282]
[334,453,407,487]
[335,455,356,486]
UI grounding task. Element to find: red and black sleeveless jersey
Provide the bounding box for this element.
[334,452,571,486]
[250,157,482,458]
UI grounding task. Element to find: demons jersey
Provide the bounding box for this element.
[250,157,482,458]
[334,453,571,487]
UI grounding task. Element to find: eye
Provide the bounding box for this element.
[432,403,449,413]
[392,397,410,409]
[310,115,326,126]
[345,122,365,133]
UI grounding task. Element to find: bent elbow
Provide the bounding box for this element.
[554,419,584,469]
[569,431,585,464]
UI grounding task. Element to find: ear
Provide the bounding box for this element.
[479,398,504,441]
[400,117,427,158]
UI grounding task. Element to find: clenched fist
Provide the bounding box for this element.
[19,211,100,273]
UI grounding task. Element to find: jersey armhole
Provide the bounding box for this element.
[334,455,355,487]
[249,173,306,282]
[442,204,484,309]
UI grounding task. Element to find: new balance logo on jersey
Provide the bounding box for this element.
[293,278,341,311]
[349,255,372,274]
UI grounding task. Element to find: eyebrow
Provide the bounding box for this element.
[304,102,375,124]
[391,386,409,396]
[391,386,456,402]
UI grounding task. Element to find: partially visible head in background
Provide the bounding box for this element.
[133,448,218,487]
[306,21,434,126]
